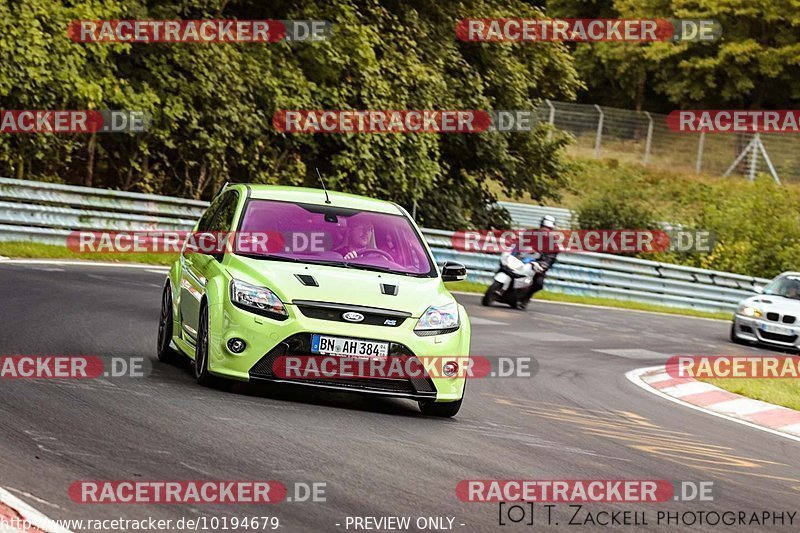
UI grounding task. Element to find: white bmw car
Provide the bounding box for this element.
[731,272,800,350]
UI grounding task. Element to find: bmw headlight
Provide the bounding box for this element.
[415,302,460,336]
[738,305,762,318]
[230,279,288,320]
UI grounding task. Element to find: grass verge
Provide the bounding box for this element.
[445,280,732,320]
[0,242,177,266]
[699,378,800,412]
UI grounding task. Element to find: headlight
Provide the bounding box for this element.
[738,305,762,318]
[230,279,288,320]
[503,254,524,271]
[415,302,460,335]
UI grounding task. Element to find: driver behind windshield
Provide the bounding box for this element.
[785,283,799,299]
[335,221,375,260]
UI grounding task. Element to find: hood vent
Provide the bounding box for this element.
[295,274,319,287]
[381,283,398,296]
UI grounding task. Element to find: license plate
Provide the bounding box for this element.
[311,335,389,358]
[760,323,794,336]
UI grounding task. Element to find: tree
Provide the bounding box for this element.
[548,0,800,110]
[0,0,582,229]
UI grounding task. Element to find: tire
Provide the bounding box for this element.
[194,302,227,388]
[157,283,183,364]
[482,281,503,307]
[418,398,462,418]
[515,297,529,310]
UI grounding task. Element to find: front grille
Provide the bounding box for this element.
[294,300,410,327]
[765,312,796,324]
[296,377,415,393]
[249,333,436,397]
[759,331,797,343]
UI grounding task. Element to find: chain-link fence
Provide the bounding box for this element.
[535,101,800,183]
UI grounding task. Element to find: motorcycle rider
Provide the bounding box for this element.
[515,215,559,309]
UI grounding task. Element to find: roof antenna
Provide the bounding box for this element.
[316,167,331,204]
[215,180,230,198]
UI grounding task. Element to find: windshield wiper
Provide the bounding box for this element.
[235,252,302,263]
[340,263,425,277]
[236,253,426,276]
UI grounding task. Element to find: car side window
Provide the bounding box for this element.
[196,195,225,232]
[208,191,239,232]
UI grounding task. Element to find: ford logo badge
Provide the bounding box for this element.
[342,312,365,323]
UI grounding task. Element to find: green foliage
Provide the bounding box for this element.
[576,194,658,230]
[696,182,800,277]
[550,0,800,110]
[570,159,800,278]
[0,0,582,229]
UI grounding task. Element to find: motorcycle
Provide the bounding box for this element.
[482,252,544,309]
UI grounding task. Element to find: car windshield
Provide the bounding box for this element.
[763,276,800,300]
[236,199,434,276]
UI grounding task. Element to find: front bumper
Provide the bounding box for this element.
[206,299,470,402]
[732,314,799,347]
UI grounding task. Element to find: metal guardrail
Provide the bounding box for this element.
[497,201,573,229]
[423,228,766,313]
[0,177,767,313]
[0,177,207,219]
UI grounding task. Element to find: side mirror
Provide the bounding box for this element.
[441,261,467,282]
[183,231,225,261]
[754,286,764,294]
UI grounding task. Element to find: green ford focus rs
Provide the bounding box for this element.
[158,184,471,417]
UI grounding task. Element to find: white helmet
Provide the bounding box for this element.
[540,215,556,230]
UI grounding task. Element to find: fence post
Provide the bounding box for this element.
[643,111,653,165]
[545,99,555,140]
[593,105,604,157]
[747,133,759,182]
[695,131,705,174]
[756,135,782,185]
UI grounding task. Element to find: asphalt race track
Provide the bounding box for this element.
[0,261,798,532]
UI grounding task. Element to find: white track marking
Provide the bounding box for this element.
[3,488,64,511]
[711,398,779,416]
[660,381,719,397]
[626,366,800,444]
[0,259,167,271]
[509,331,590,342]
[468,317,508,326]
[594,348,672,359]
[0,487,72,532]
